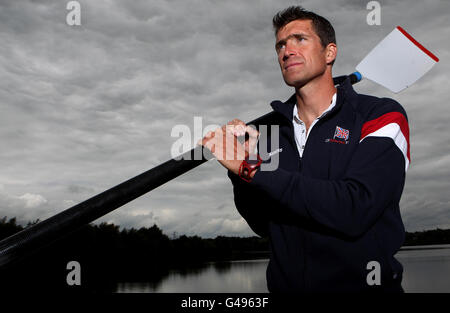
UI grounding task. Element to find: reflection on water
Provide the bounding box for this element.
[116,245,450,293]
[116,259,269,293]
[396,244,450,293]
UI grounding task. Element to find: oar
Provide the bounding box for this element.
[0,26,438,268]
[356,26,439,93]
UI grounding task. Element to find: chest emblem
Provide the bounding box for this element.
[334,126,350,141]
[325,126,350,144]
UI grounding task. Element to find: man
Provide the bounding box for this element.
[199,6,409,292]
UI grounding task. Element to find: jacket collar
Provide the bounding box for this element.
[270,76,359,122]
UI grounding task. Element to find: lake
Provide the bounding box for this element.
[115,244,450,293]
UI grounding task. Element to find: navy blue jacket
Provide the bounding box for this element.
[228,77,409,292]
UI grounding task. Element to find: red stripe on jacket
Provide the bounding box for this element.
[360,111,410,162]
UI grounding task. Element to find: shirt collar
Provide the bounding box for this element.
[293,92,337,124]
[270,75,357,122]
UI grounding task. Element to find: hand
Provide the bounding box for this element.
[226,119,259,157]
[197,119,259,175]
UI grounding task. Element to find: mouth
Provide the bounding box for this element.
[284,62,303,70]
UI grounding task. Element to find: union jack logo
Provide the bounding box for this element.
[334,126,350,141]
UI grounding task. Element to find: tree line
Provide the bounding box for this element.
[1,216,449,293]
[0,216,268,293]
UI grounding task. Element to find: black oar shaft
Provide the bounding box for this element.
[0,111,276,268]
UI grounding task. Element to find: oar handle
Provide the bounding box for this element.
[333,71,362,86]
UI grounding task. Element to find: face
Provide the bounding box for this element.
[275,19,336,88]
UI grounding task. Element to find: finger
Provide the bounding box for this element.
[198,130,215,146]
[204,140,215,154]
[225,124,237,136]
[245,125,259,138]
[227,118,245,126]
[224,124,233,134]
[226,119,248,137]
[199,137,209,146]
[216,128,226,142]
[222,124,230,133]
[228,124,244,137]
[234,118,245,125]
[240,124,249,137]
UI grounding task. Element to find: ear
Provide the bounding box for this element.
[325,43,337,65]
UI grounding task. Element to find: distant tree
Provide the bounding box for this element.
[0,216,23,240]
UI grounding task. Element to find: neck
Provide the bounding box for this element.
[295,70,336,125]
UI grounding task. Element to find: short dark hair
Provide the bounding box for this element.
[272,6,336,48]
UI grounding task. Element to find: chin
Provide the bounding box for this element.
[283,76,307,88]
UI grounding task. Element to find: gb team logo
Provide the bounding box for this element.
[325,126,350,144]
[334,126,350,141]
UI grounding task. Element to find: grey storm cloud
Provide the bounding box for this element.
[0,0,449,238]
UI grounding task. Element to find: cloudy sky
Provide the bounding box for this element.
[0,0,448,238]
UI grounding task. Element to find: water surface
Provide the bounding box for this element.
[116,244,450,293]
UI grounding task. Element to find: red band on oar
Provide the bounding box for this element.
[396,26,439,62]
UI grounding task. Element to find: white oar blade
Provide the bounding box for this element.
[356,26,439,93]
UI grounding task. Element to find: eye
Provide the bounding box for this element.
[294,35,306,42]
[276,43,285,53]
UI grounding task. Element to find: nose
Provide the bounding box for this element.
[282,41,296,61]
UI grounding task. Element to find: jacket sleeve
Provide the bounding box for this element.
[227,170,270,237]
[250,101,410,238]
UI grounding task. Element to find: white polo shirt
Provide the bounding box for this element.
[293,93,337,158]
